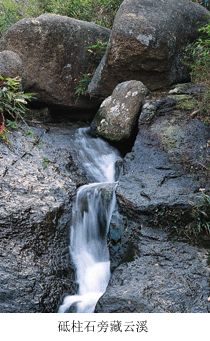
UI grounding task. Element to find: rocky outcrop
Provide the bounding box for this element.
[0,14,110,110]
[90,80,148,141]
[97,82,210,313]
[88,0,209,98]
[116,85,210,219]
[0,50,23,78]
[0,117,89,312]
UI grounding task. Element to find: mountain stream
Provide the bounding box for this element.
[58,127,122,313]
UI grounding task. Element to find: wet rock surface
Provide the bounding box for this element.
[97,224,210,313]
[0,119,88,312]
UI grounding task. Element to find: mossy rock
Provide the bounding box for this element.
[170,95,197,110]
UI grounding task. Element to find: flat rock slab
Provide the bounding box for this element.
[96,225,210,313]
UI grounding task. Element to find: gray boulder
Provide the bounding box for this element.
[88,0,209,98]
[0,14,110,110]
[0,50,23,78]
[91,80,148,141]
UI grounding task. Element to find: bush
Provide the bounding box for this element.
[0,0,123,36]
[37,0,123,28]
[185,19,210,124]
[0,75,35,141]
[0,0,41,35]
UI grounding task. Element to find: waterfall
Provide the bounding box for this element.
[58,127,122,313]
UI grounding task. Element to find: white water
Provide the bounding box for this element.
[58,127,122,313]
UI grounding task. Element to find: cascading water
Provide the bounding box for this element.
[58,127,122,313]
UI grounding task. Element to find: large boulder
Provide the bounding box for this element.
[88,0,210,98]
[90,80,148,141]
[0,14,110,110]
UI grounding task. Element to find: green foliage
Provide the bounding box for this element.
[0,76,35,120]
[0,128,10,143]
[163,193,210,240]
[75,73,93,98]
[0,75,35,141]
[6,119,18,129]
[88,41,108,63]
[42,156,49,169]
[74,41,107,98]
[185,20,210,124]
[0,0,41,35]
[37,0,123,28]
[189,193,210,236]
[152,201,210,242]
[0,0,123,36]
[25,129,36,137]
